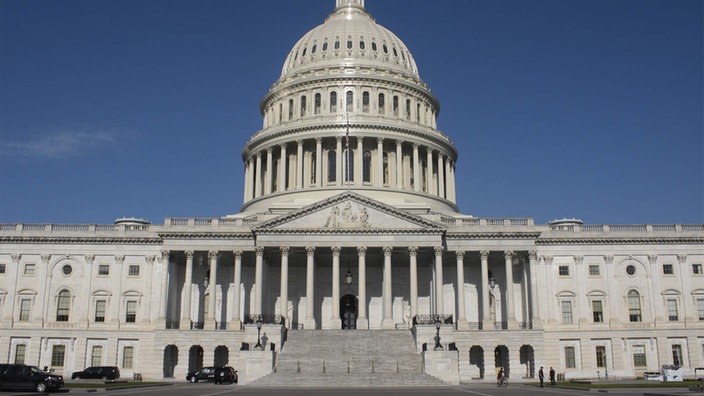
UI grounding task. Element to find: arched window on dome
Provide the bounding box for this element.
[56,289,71,322]
[405,99,411,120]
[393,96,399,116]
[327,150,337,183]
[288,99,294,120]
[383,152,389,185]
[378,93,385,115]
[362,92,369,113]
[346,91,353,113]
[330,92,337,113]
[314,93,321,115]
[300,96,307,117]
[627,290,642,322]
[344,148,354,182]
[363,150,372,183]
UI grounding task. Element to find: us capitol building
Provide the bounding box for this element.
[1,0,703,385]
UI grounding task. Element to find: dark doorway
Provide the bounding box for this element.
[340,294,357,329]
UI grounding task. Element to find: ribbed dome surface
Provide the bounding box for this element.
[280,0,419,79]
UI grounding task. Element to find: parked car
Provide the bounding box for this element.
[0,364,65,392]
[186,366,215,383]
[213,366,237,384]
[71,366,120,380]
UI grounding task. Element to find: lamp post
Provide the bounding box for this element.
[254,315,263,350]
[433,316,443,351]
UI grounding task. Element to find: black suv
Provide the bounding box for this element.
[213,366,237,384]
[0,364,65,392]
[71,366,120,380]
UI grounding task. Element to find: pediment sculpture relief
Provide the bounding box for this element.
[323,201,371,229]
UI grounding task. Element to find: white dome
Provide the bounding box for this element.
[280,0,419,80]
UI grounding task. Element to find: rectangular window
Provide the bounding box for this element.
[24,263,35,275]
[0,263,6,274]
[98,265,110,275]
[95,300,106,322]
[663,264,674,275]
[693,264,703,275]
[564,346,576,368]
[561,301,573,324]
[15,344,26,364]
[592,300,603,323]
[558,265,569,276]
[697,298,704,321]
[633,345,647,367]
[91,345,103,366]
[122,346,134,369]
[588,265,600,276]
[595,346,606,368]
[51,345,66,367]
[667,299,678,321]
[128,265,140,276]
[19,298,31,321]
[671,345,682,366]
[125,301,137,323]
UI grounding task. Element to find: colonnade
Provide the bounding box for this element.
[163,247,539,331]
[242,137,456,203]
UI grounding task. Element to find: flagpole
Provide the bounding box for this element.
[346,113,351,191]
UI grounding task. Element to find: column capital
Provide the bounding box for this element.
[185,250,194,259]
[280,246,290,256]
[383,246,393,257]
[455,250,465,260]
[255,246,264,256]
[208,250,218,260]
[480,250,490,260]
[434,246,444,256]
[306,246,316,256]
[408,246,418,257]
[357,246,367,257]
[233,250,242,260]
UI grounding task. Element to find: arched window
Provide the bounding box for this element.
[330,92,337,113]
[378,93,385,114]
[362,92,370,112]
[314,93,321,115]
[363,150,372,183]
[628,290,642,322]
[300,96,307,117]
[288,99,294,120]
[346,91,353,112]
[327,150,336,183]
[56,290,70,322]
[344,149,354,182]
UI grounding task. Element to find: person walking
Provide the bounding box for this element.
[549,367,556,385]
[538,366,544,387]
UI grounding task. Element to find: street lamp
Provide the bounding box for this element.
[254,315,263,350]
[433,316,443,351]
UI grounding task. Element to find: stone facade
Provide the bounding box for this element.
[1,0,703,384]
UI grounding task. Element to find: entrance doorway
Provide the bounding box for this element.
[340,294,357,329]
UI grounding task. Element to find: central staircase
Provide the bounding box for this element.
[248,329,449,387]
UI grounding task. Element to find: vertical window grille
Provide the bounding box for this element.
[56,290,70,322]
[564,347,576,368]
[15,344,26,364]
[91,345,103,366]
[95,300,106,322]
[595,346,606,368]
[51,345,66,367]
[592,300,603,323]
[123,346,134,369]
[628,290,642,322]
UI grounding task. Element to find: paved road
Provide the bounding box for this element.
[0,383,695,396]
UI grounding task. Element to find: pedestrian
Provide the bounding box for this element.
[538,366,544,387]
[549,367,556,385]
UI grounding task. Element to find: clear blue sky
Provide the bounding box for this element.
[1,0,702,225]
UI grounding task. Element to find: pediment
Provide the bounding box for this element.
[253,192,444,234]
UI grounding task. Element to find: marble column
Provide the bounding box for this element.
[230,250,242,330]
[357,246,368,329]
[304,246,316,329]
[331,246,341,329]
[315,138,322,187]
[205,250,218,330]
[296,140,304,189]
[279,144,287,192]
[254,247,264,317]
[280,247,289,327]
[480,250,491,329]
[376,138,384,187]
[412,143,420,192]
[409,246,418,325]
[504,250,516,329]
[434,246,444,316]
[382,246,395,329]
[456,250,468,330]
[180,250,194,329]
[395,140,403,189]
[265,147,273,195]
[437,155,445,198]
